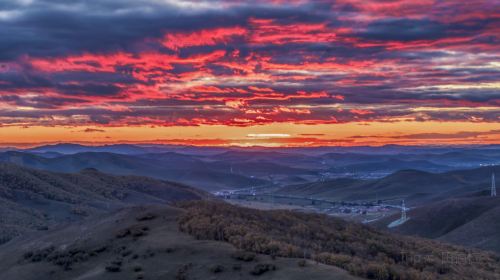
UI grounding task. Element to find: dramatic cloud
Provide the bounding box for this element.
[0,0,498,139]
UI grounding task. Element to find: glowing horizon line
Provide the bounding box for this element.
[247,133,291,138]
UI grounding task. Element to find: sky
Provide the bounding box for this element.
[0,0,499,147]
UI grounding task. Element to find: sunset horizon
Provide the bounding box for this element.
[1,121,500,148]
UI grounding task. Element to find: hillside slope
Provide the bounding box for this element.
[328,158,451,174]
[373,196,500,253]
[277,166,500,204]
[0,205,359,280]
[178,201,500,280]
[0,163,208,244]
[0,151,267,191]
[439,206,500,253]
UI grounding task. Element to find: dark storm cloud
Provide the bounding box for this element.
[56,83,123,97]
[0,69,130,97]
[0,1,228,59]
[52,71,141,85]
[0,94,90,109]
[0,71,52,89]
[358,18,447,41]
[0,0,330,60]
[357,17,493,42]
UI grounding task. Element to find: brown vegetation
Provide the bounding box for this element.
[23,245,96,271]
[0,163,208,244]
[231,251,257,262]
[250,263,276,275]
[177,201,500,280]
[209,264,225,273]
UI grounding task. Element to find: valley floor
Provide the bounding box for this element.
[225,196,400,224]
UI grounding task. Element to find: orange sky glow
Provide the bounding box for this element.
[1,121,499,148]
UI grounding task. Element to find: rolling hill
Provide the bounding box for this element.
[5,144,500,187]
[0,201,498,280]
[319,149,500,175]
[0,163,208,244]
[0,205,359,280]
[0,151,268,191]
[178,201,500,279]
[328,158,451,175]
[373,196,500,253]
[276,166,500,204]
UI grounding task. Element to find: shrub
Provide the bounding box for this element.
[133,265,143,272]
[209,264,224,273]
[176,263,191,280]
[105,264,121,272]
[136,213,156,221]
[232,251,257,262]
[250,263,276,275]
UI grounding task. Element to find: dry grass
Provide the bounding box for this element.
[177,201,500,280]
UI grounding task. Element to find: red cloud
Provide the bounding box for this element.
[163,26,247,50]
[248,18,337,45]
[1,1,497,132]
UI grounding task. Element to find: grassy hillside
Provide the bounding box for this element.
[373,196,500,253]
[0,205,359,280]
[178,201,500,280]
[0,163,208,244]
[440,205,500,253]
[329,159,450,174]
[277,166,500,204]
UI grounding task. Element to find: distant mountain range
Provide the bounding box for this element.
[328,158,451,175]
[7,142,500,157]
[0,151,270,191]
[23,143,233,156]
[1,143,499,192]
[276,165,500,204]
